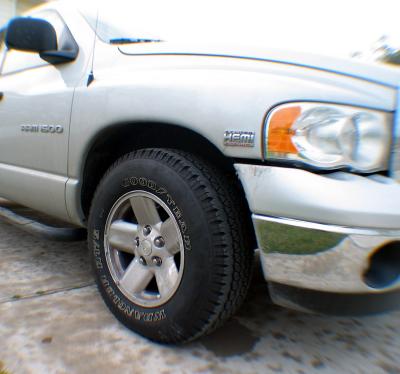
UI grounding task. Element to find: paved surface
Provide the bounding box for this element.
[0,218,399,374]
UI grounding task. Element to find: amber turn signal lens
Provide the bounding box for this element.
[267,106,301,154]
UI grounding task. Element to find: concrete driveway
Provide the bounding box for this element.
[0,218,399,374]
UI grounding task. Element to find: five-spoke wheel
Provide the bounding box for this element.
[105,191,184,307]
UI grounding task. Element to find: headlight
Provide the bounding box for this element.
[264,102,392,172]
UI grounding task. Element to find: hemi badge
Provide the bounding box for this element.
[224,131,255,147]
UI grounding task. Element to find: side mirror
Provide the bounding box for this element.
[5,17,78,64]
[6,17,57,53]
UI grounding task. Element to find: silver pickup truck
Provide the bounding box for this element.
[1,0,399,343]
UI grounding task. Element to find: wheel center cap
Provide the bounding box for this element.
[140,239,152,256]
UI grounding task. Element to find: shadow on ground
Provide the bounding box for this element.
[191,257,400,373]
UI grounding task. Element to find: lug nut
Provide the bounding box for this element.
[135,237,140,247]
[139,256,147,266]
[154,236,165,248]
[152,256,162,267]
[143,225,152,236]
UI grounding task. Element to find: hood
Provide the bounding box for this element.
[119,41,400,89]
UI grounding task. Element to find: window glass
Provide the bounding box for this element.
[0,29,5,73]
[2,10,68,75]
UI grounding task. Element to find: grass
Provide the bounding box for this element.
[0,360,10,374]
[258,222,344,255]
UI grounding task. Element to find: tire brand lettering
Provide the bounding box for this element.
[100,275,166,321]
[122,176,166,195]
[155,187,167,195]
[147,179,156,190]
[166,194,174,205]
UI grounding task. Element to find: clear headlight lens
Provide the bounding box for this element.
[265,103,392,172]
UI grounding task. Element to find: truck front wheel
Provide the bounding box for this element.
[88,148,253,343]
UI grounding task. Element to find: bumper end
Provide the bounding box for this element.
[254,214,400,314]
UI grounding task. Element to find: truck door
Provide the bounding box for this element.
[0,10,80,220]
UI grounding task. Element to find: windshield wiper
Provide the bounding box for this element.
[110,38,162,45]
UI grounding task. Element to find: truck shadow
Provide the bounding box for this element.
[195,260,399,372]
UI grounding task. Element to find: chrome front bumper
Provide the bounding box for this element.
[235,164,400,313]
[253,215,400,293]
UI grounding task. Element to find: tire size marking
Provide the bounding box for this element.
[93,229,103,269]
[122,176,192,251]
[100,275,166,322]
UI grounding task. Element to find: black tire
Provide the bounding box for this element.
[88,148,253,343]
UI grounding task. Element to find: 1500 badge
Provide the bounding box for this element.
[21,125,64,134]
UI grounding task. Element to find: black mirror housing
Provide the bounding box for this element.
[6,17,57,53]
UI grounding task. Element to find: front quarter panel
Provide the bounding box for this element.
[68,43,396,183]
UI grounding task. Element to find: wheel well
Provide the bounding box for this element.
[81,122,256,246]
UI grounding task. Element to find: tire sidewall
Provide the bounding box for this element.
[89,155,216,341]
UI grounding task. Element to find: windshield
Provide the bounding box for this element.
[78,0,400,61]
